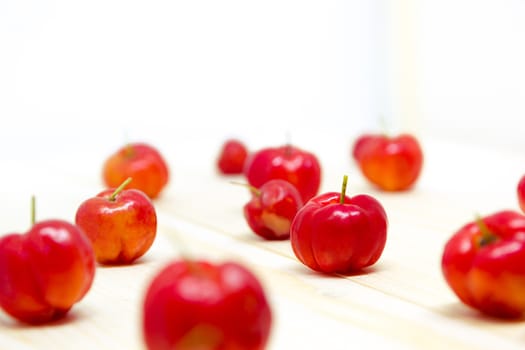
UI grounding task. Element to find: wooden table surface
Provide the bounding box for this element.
[1,133,524,350]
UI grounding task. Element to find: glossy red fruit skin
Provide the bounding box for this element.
[441,210,525,319]
[75,188,157,265]
[517,175,525,213]
[0,220,95,324]
[142,260,272,350]
[243,145,321,203]
[353,134,423,191]
[217,139,249,175]
[243,179,304,240]
[290,192,387,274]
[102,143,169,199]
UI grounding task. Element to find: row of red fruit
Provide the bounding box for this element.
[0,142,272,350]
[1,132,525,350]
[218,135,525,320]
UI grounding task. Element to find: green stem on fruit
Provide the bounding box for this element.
[30,195,36,225]
[109,177,133,201]
[475,215,498,247]
[230,181,261,196]
[340,175,348,204]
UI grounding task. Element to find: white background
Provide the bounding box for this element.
[1,0,524,164]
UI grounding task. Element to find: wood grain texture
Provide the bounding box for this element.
[0,137,524,349]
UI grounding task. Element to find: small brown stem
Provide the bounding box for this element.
[475,215,498,247]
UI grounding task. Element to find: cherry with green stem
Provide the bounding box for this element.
[442,210,525,318]
[75,176,157,265]
[0,195,96,324]
[290,174,388,273]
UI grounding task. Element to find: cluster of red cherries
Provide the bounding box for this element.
[218,135,525,321]
[0,131,524,350]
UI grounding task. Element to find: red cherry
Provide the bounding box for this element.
[75,178,157,265]
[243,179,304,240]
[353,133,423,191]
[0,199,95,324]
[244,145,322,203]
[142,259,273,350]
[217,139,249,175]
[442,211,525,318]
[103,142,169,199]
[290,175,388,273]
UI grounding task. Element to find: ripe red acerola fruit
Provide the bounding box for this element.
[244,145,322,203]
[143,259,273,350]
